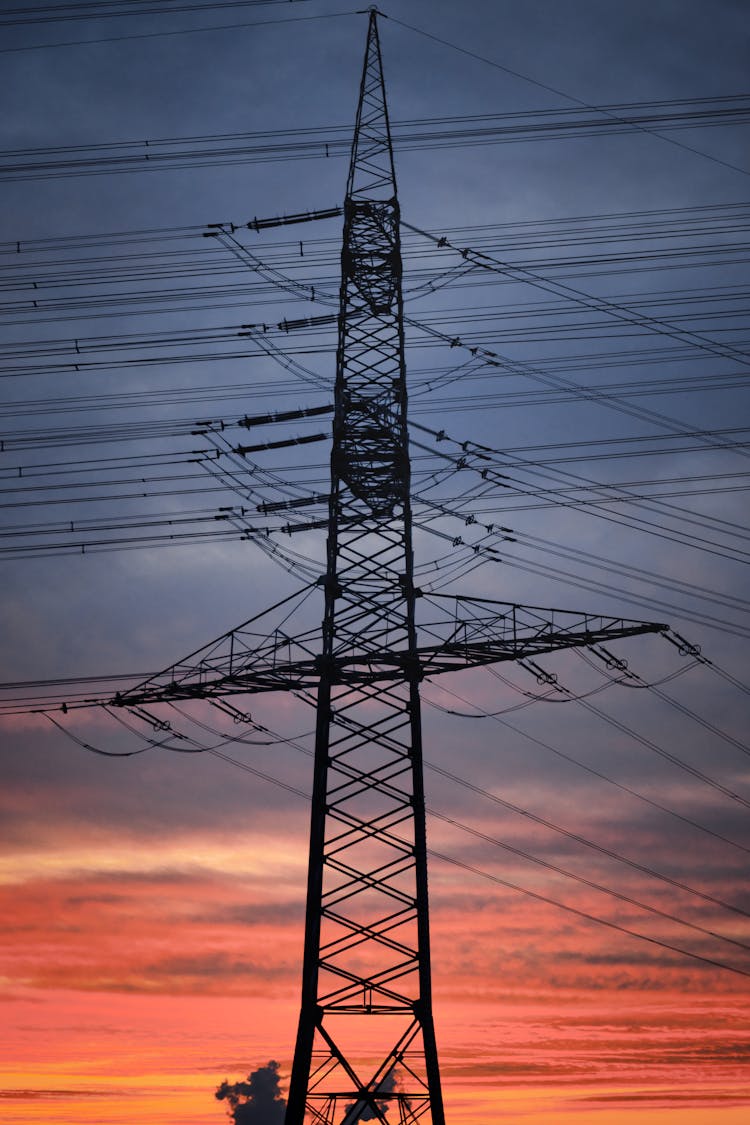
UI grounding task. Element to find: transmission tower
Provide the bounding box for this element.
[109,10,666,1123]
[284,11,445,1124]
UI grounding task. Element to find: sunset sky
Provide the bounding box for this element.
[1,1,749,1123]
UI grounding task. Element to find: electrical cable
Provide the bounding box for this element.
[0,1,309,29]
[420,755,748,918]
[0,5,354,54]
[420,679,750,857]
[427,806,750,953]
[386,13,750,179]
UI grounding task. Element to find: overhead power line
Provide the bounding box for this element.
[1,96,748,179]
[34,705,750,978]
[386,13,750,179]
[0,4,352,53]
[0,1,309,29]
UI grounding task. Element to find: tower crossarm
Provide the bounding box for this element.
[109,605,666,706]
[414,614,667,678]
[318,610,666,683]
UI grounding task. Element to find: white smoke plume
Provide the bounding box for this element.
[343,1068,399,1122]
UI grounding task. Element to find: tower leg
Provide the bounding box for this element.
[285,15,446,1121]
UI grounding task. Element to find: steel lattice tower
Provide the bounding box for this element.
[108,11,667,1122]
[285,12,445,1124]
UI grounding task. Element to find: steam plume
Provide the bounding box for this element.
[215,1060,286,1124]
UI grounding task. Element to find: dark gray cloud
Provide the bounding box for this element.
[215,1060,286,1125]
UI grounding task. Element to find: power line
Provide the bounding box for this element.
[1,97,747,179]
[0,1,309,29]
[40,706,750,977]
[0,4,354,53]
[386,13,750,179]
[421,679,750,857]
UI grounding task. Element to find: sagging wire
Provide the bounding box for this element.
[576,645,702,689]
[570,693,750,809]
[244,323,333,391]
[420,676,750,856]
[429,847,750,980]
[198,425,326,510]
[204,684,750,968]
[411,420,750,566]
[481,644,750,799]
[421,758,750,918]
[402,219,750,369]
[105,705,207,753]
[428,806,750,954]
[579,647,750,759]
[403,257,478,302]
[197,730,750,973]
[39,684,750,971]
[425,684,559,719]
[46,679,749,919]
[43,711,150,756]
[208,227,338,312]
[409,444,750,638]
[420,550,490,593]
[167,700,315,747]
[43,697,315,764]
[252,532,323,582]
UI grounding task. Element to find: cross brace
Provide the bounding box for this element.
[111,603,666,707]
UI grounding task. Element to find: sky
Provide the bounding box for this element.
[1,1,749,1123]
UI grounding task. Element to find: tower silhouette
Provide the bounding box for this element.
[111,11,666,1122]
[284,11,445,1123]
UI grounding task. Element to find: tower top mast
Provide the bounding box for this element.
[347,9,397,200]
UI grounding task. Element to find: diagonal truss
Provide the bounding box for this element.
[283,16,442,1118]
[104,12,667,1125]
[113,596,665,707]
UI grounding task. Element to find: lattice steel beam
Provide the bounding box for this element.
[284,12,444,1123]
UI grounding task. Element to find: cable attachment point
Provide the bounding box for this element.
[520,659,559,687]
[665,629,706,661]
